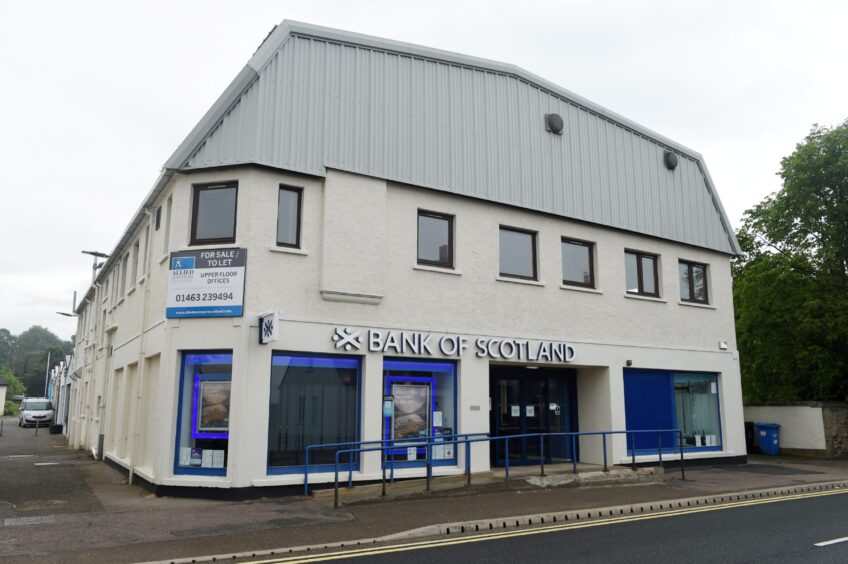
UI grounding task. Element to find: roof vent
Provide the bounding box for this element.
[545,113,564,135]
[663,150,678,171]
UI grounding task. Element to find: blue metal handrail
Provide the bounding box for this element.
[328,429,686,508]
[303,432,488,495]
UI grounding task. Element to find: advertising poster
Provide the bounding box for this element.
[166,248,246,318]
[391,383,430,440]
[197,381,231,434]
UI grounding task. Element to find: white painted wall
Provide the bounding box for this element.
[744,405,826,450]
[69,165,746,489]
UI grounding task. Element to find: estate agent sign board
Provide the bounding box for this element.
[166,248,246,318]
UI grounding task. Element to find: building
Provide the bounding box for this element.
[68,21,744,492]
[0,375,8,414]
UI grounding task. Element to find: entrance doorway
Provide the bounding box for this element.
[490,366,577,466]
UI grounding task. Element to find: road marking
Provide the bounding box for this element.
[9,454,35,458]
[33,462,60,466]
[245,488,848,563]
[815,536,848,547]
[3,516,57,527]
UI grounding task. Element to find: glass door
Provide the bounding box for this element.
[493,376,522,465]
[491,366,577,467]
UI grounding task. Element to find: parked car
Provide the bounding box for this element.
[18,398,54,428]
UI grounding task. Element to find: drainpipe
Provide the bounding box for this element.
[90,283,106,461]
[128,209,155,486]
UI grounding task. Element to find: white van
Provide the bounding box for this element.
[18,398,55,428]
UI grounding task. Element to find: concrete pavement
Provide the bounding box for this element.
[2,416,848,564]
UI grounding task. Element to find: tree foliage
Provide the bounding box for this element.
[734,120,848,402]
[0,326,73,398]
[2,364,26,416]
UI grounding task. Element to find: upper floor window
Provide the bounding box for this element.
[499,226,537,280]
[130,239,140,284]
[679,260,708,304]
[625,250,659,297]
[417,210,454,268]
[276,186,302,248]
[120,253,129,296]
[561,238,595,288]
[191,183,237,245]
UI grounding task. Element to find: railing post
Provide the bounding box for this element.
[571,434,578,474]
[602,432,608,472]
[679,431,686,480]
[505,437,510,482]
[540,435,545,477]
[465,440,471,485]
[334,455,340,509]
[390,447,395,483]
[382,448,387,496]
[425,441,432,492]
[303,448,310,496]
[631,432,636,471]
[348,450,354,488]
[657,431,663,468]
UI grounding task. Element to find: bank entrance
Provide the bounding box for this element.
[490,366,578,467]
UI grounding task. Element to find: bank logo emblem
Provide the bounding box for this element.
[332,327,361,351]
[262,318,275,339]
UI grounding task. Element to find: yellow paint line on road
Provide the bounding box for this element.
[246,488,848,563]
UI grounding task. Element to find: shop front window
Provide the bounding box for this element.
[175,352,232,475]
[383,359,456,467]
[674,373,720,448]
[623,369,721,453]
[267,354,360,472]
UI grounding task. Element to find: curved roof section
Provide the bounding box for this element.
[167,20,739,254]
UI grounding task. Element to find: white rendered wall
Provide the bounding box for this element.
[744,405,826,451]
[70,166,745,489]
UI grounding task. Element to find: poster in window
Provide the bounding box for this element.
[197,380,231,433]
[391,383,430,440]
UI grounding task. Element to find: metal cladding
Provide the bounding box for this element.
[171,21,739,255]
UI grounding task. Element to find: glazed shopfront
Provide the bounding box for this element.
[168,320,730,480]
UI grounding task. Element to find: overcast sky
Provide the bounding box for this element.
[1,0,846,341]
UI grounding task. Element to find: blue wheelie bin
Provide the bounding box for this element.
[754,423,781,456]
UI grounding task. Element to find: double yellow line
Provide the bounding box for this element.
[248,488,847,563]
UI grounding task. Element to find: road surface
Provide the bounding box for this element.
[247,488,848,563]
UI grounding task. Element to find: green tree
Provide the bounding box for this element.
[2,364,26,416]
[0,329,15,367]
[10,326,70,396]
[734,120,848,402]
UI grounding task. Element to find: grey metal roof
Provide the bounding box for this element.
[175,21,739,255]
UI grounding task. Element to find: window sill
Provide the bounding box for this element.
[158,254,169,265]
[560,284,602,294]
[182,243,239,251]
[413,264,462,276]
[623,293,666,303]
[127,286,136,296]
[269,246,308,256]
[496,276,545,287]
[117,297,125,306]
[678,300,716,310]
[138,275,146,285]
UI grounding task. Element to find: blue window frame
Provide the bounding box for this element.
[174,351,232,476]
[267,353,361,475]
[383,359,457,468]
[624,369,722,454]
